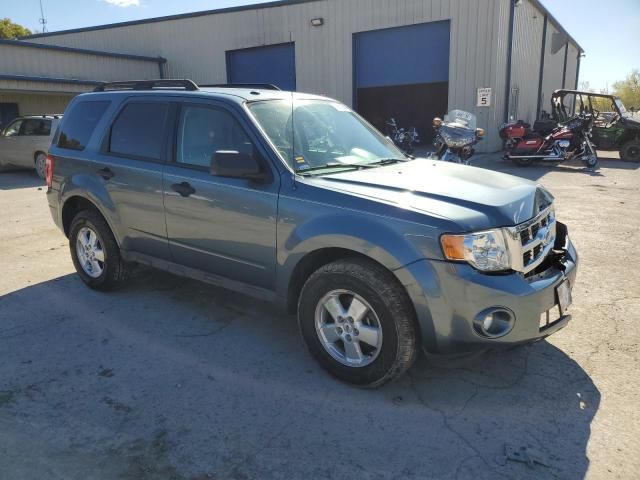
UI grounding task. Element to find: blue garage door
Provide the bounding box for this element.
[354,21,450,143]
[227,43,296,91]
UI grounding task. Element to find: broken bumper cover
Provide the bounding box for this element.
[396,236,578,354]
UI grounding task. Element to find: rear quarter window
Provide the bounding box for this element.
[57,101,110,151]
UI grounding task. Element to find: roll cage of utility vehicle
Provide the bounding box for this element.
[550,89,640,162]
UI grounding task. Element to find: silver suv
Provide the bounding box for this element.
[0,115,62,178]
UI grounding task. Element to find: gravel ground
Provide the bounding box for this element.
[0,153,638,479]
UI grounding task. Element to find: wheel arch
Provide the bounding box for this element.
[278,214,426,313]
[61,195,120,245]
[285,247,385,314]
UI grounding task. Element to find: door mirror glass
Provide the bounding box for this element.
[210,150,266,182]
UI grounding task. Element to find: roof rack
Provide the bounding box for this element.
[200,83,281,91]
[93,79,199,92]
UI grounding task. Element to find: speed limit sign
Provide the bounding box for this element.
[477,87,492,107]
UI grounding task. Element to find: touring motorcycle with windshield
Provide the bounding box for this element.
[499,89,599,168]
[431,110,485,164]
[500,114,598,168]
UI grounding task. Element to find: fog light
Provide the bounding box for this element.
[473,307,515,338]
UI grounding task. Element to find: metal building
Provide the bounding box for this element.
[4,0,582,151]
[0,39,165,127]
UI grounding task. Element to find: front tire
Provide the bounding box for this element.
[582,151,598,168]
[620,140,640,162]
[69,209,128,291]
[298,258,418,387]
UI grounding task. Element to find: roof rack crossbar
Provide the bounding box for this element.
[93,79,199,92]
[200,83,281,91]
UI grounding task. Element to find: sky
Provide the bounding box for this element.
[4,0,640,91]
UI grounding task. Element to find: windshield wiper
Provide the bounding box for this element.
[296,163,375,176]
[367,158,410,166]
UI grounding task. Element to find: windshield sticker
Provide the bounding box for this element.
[295,156,306,164]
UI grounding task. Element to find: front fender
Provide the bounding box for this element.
[276,211,425,299]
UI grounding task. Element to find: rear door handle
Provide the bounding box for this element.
[98,167,114,180]
[171,182,196,197]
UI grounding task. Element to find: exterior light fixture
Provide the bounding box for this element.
[310,18,324,27]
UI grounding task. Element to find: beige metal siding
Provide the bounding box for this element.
[29,0,510,150]
[509,0,544,124]
[540,21,566,116]
[0,43,159,84]
[0,92,73,116]
[564,43,579,90]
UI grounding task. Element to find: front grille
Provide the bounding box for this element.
[505,205,556,274]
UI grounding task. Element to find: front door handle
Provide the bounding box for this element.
[98,167,114,180]
[171,182,196,197]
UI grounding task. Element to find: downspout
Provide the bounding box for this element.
[536,14,548,119]
[503,0,516,123]
[575,51,581,90]
[158,58,167,79]
[561,43,568,88]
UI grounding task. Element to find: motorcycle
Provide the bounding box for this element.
[500,114,598,168]
[385,117,420,154]
[430,110,485,164]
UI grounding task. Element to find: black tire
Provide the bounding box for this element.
[298,258,418,388]
[69,209,128,290]
[582,150,598,168]
[34,152,47,179]
[513,157,534,167]
[619,140,640,162]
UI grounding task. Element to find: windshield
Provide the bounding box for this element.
[614,98,632,118]
[247,99,405,173]
[443,110,477,130]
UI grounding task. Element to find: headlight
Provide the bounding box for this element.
[441,229,511,272]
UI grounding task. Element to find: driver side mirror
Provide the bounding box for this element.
[210,150,269,183]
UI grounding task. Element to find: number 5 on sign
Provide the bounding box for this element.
[477,88,491,107]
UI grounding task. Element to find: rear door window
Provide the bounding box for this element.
[109,102,169,161]
[21,119,51,136]
[58,101,110,150]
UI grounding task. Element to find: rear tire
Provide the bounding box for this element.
[298,258,418,388]
[620,140,640,162]
[513,158,534,167]
[35,152,47,179]
[69,209,128,291]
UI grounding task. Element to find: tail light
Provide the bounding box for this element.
[45,154,55,189]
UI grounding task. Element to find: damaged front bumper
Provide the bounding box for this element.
[396,223,578,354]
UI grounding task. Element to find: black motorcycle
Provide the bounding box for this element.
[385,117,420,154]
[431,110,485,165]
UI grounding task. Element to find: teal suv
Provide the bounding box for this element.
[46,80,578,387]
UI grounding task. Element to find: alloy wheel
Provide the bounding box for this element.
[314,289,383,367]
[75,226,106,278]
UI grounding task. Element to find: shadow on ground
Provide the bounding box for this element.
[0,169,43,190]
[0,269,599,479]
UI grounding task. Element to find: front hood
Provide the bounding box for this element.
[308,159,553,231]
